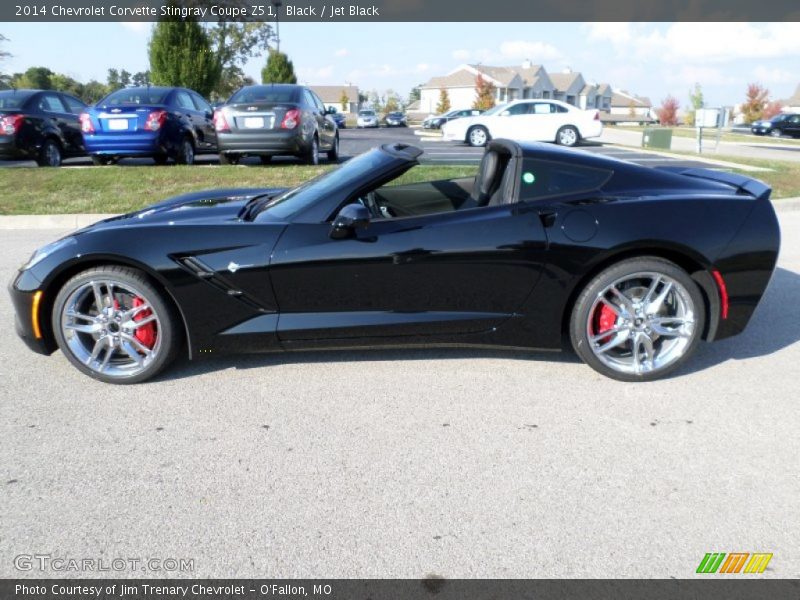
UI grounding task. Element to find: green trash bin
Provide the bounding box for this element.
[642,128,673,149]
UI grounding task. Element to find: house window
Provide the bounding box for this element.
[542,91,550,99]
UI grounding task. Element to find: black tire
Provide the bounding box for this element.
[175,137,195,165]
[467,126,490,147]
[219,153,239,165]
[327,134,339,162]
[52,266,182,385]
[556,125,580,147]
[36,138,62,167]
[303,135,320,165]
[91,156,113,166]
[259,155,273,165]
[153,153,169,165]
[569,257,705,382]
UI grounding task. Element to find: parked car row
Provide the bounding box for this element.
[422,108,483,129]
[0,84,341,167]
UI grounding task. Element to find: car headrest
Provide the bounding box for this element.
[478,151,500,196]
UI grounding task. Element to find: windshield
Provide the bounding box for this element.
[0,90,34,109]
[771,114,789,122]
[360,110,375,116]
[481,103,510,116]
[255,150,388,220]
[101,88,170,106]
[229,86,298,104]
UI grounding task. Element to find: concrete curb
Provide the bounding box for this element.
[2,198,799,230]
[601,143,772,172]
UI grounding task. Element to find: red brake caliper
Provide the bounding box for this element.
[592,303,617,340]
[133,297,157,348]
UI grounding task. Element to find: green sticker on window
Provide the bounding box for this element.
[522,172,535,184]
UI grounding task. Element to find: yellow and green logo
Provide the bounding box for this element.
[696,552,773,574]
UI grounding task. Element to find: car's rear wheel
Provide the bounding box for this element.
[556,125,580,147]
[303,135,319,165]
[569,257,705,382]
[327,134,339,162]
[175,137,195,165]
[36,139,62,167]
[467,126,489,147]
[219,153,240,165]
[52,266,181,384]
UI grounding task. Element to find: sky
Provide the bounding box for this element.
[2,22,799,107]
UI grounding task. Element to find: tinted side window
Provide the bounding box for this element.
[311,92,326,112]
[301,89,316,109]
[505,103,530,116]
[191,93,212,114]
[175,91,195,111]
[61,95,87,114]
[519,158,612,201]
[39,93,67,113]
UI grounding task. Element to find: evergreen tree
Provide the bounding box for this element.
[261,50,297,84]
[149,13,221,97]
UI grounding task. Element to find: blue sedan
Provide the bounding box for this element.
[80,86,218,165]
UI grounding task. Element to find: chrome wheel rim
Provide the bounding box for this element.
[61,279,162,379]
[559,128,577,146]
[586,271,696,376]
[45,143,61,166]
[469,128,487,146]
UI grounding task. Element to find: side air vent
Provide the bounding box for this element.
[177,256,270,313]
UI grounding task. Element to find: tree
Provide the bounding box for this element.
[17,66,54,89]
[50,73,84,97]
[82,80,110,103]
[741,83,769,124]
[628,100,636,118]
[436,89,451,114]
[656,95,680,126]
[473,74,496,110]
[408,84,422,104]
[763,100,784,120]
[132,71,150,87]
[205,23,273,98]
[340,89,349,112]
[384,88,401,113]
[261,49,297,84]
[149,14,221,97]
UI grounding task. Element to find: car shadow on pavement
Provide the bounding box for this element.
[156,267,799,383]
[683,266,800,374]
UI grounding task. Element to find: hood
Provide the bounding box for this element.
[76,187,287,233]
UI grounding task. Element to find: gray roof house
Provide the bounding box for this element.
[309,85,360,114]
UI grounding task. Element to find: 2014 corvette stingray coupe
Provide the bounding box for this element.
[10,141,780,384]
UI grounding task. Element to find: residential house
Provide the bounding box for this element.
[549,69,585,107]
[605,90,655,123]
[309,85,360,114]
[579,83,613,111]
[781,84,800,112]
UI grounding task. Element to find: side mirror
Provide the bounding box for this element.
[330,203,370,239]
[326,106,337,115]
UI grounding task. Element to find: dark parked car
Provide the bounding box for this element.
[214,84,338,165]
[422,108,483,129]
[328,108,347,128]
[751,113,800,137]
[0,89,87,166]
[80,86,218,165]
[10,140,779,384]
[384,111,407,127]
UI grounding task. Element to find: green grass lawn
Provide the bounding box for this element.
[0,164,478,215]
[609,125,800,146]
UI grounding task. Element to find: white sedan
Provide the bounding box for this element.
[441,99,603,147]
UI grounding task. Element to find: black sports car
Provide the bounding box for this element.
[9,140,780,384]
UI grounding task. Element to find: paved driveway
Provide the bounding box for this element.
[1,210,798,578]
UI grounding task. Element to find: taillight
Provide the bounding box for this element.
[281,109,300,130]
[711,270,729,320]
[213,110,230,132]
[144,110,167,131]
[0,114,24,135]
[79,112,95,134]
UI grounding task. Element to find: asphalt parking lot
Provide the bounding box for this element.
[0,125,721,170]
[1,209,799,578]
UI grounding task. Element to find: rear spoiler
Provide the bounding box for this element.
[676,168,772,201]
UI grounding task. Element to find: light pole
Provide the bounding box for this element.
[272,0,282,52]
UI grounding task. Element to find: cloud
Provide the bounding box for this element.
[664,65,738,87]
[499,41,564,61]
[583,22,633,44]
[752,66,795,84]
[334,48,349,57]
[297,65,335,82]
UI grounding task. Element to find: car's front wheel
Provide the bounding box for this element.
[52,266,181,384]
[467,126,490,147]
[569,257,705,382]
[327,134,339,162]
[175,137,195,165]
[556,125,580,147]
[303,135,319,165]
